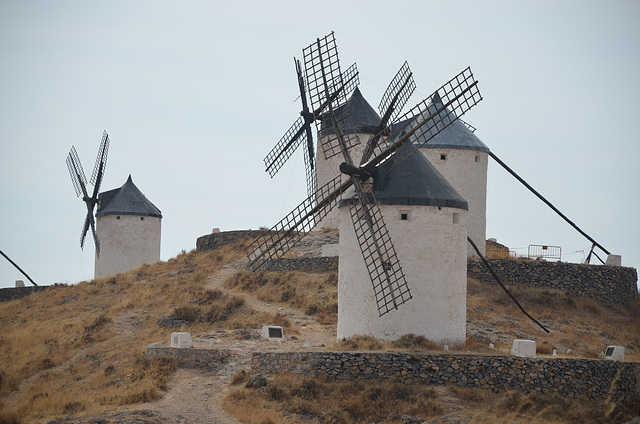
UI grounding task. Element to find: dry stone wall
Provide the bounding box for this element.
[257,257,338,272]
[196,230,271,251]
[0,286,47,302]
[146,343,230,371]
[468,259,638,306]
[252,351,640,403]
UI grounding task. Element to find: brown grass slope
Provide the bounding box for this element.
[0,237,638,424]
[0,240,287,423]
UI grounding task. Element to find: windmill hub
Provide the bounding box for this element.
[339,162,371,182]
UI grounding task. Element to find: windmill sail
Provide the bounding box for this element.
[66,130,111,257]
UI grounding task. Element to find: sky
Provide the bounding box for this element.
[1,0,639,288]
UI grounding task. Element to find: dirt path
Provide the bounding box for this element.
[124,257,336,423]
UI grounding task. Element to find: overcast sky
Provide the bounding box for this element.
[1,0,639,289]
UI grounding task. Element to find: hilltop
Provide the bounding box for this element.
[0,233,638,424]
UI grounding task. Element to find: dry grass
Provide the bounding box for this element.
[224,375,639,424]
[0,240,285,423]
[223,375,444,424]
[334,333,441,352]
[467,276,640,360]
[224,270,338,324]
[448,385,639,424]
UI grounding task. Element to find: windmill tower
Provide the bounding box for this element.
[415,94,490,257]
[94,175,162,279]
[338,142,468,343]
[247,32,482,339]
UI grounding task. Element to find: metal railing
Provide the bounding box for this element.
[527,244,561,261]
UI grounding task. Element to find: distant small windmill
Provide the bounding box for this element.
[248,32,482,317]
[66,131,110,257]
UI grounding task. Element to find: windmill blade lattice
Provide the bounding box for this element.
[263,58,359,198]
[264,117,308,179]
[305,32,413,315]
[301,133,315,200]
[346,186,413,315]
[91,130,109,187]
[378,61,416,128]
[66,130,111,257]
[360,61,416,165]
[246,174,350,272]
[263,114,315,199]
[66,146,88,198]
[369,67,481,172]
[303,32,360,159]
[327,62,359,110]
[80,205,99,253]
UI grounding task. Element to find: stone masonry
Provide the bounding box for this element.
[0,286,48,302]
[196,230,272,251]
[252,351,640,403]
[468,259,638,306]
[146,343,230,371]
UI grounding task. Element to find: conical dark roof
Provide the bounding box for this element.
[319,87,381,136]
[392,92,489,152]
[97,175,162,218]
[340,142,468,210]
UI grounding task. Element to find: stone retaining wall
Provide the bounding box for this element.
[146,344,230,371]
[252,351,640,403]
[196,230,272,251]
[468,259,638,306]
[0,286,48,302]
[257,257,339,273]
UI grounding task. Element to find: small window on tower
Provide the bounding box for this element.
[400,213,408,221]
[453,213,460,224]
[475,155,480,162]
[116,216,120,220]
[440,154,447,160]
[141,217,144,221]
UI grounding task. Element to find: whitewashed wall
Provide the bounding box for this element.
[420,148,487,257]
[337,204,468,345]
[94,215,161,279]
[313,134,370,230]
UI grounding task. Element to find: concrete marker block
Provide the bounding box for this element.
[171,332,193,348]
[511,339,536,358]
[604,345,624,360]
[605,254,622,266]
[262,325,284,341]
